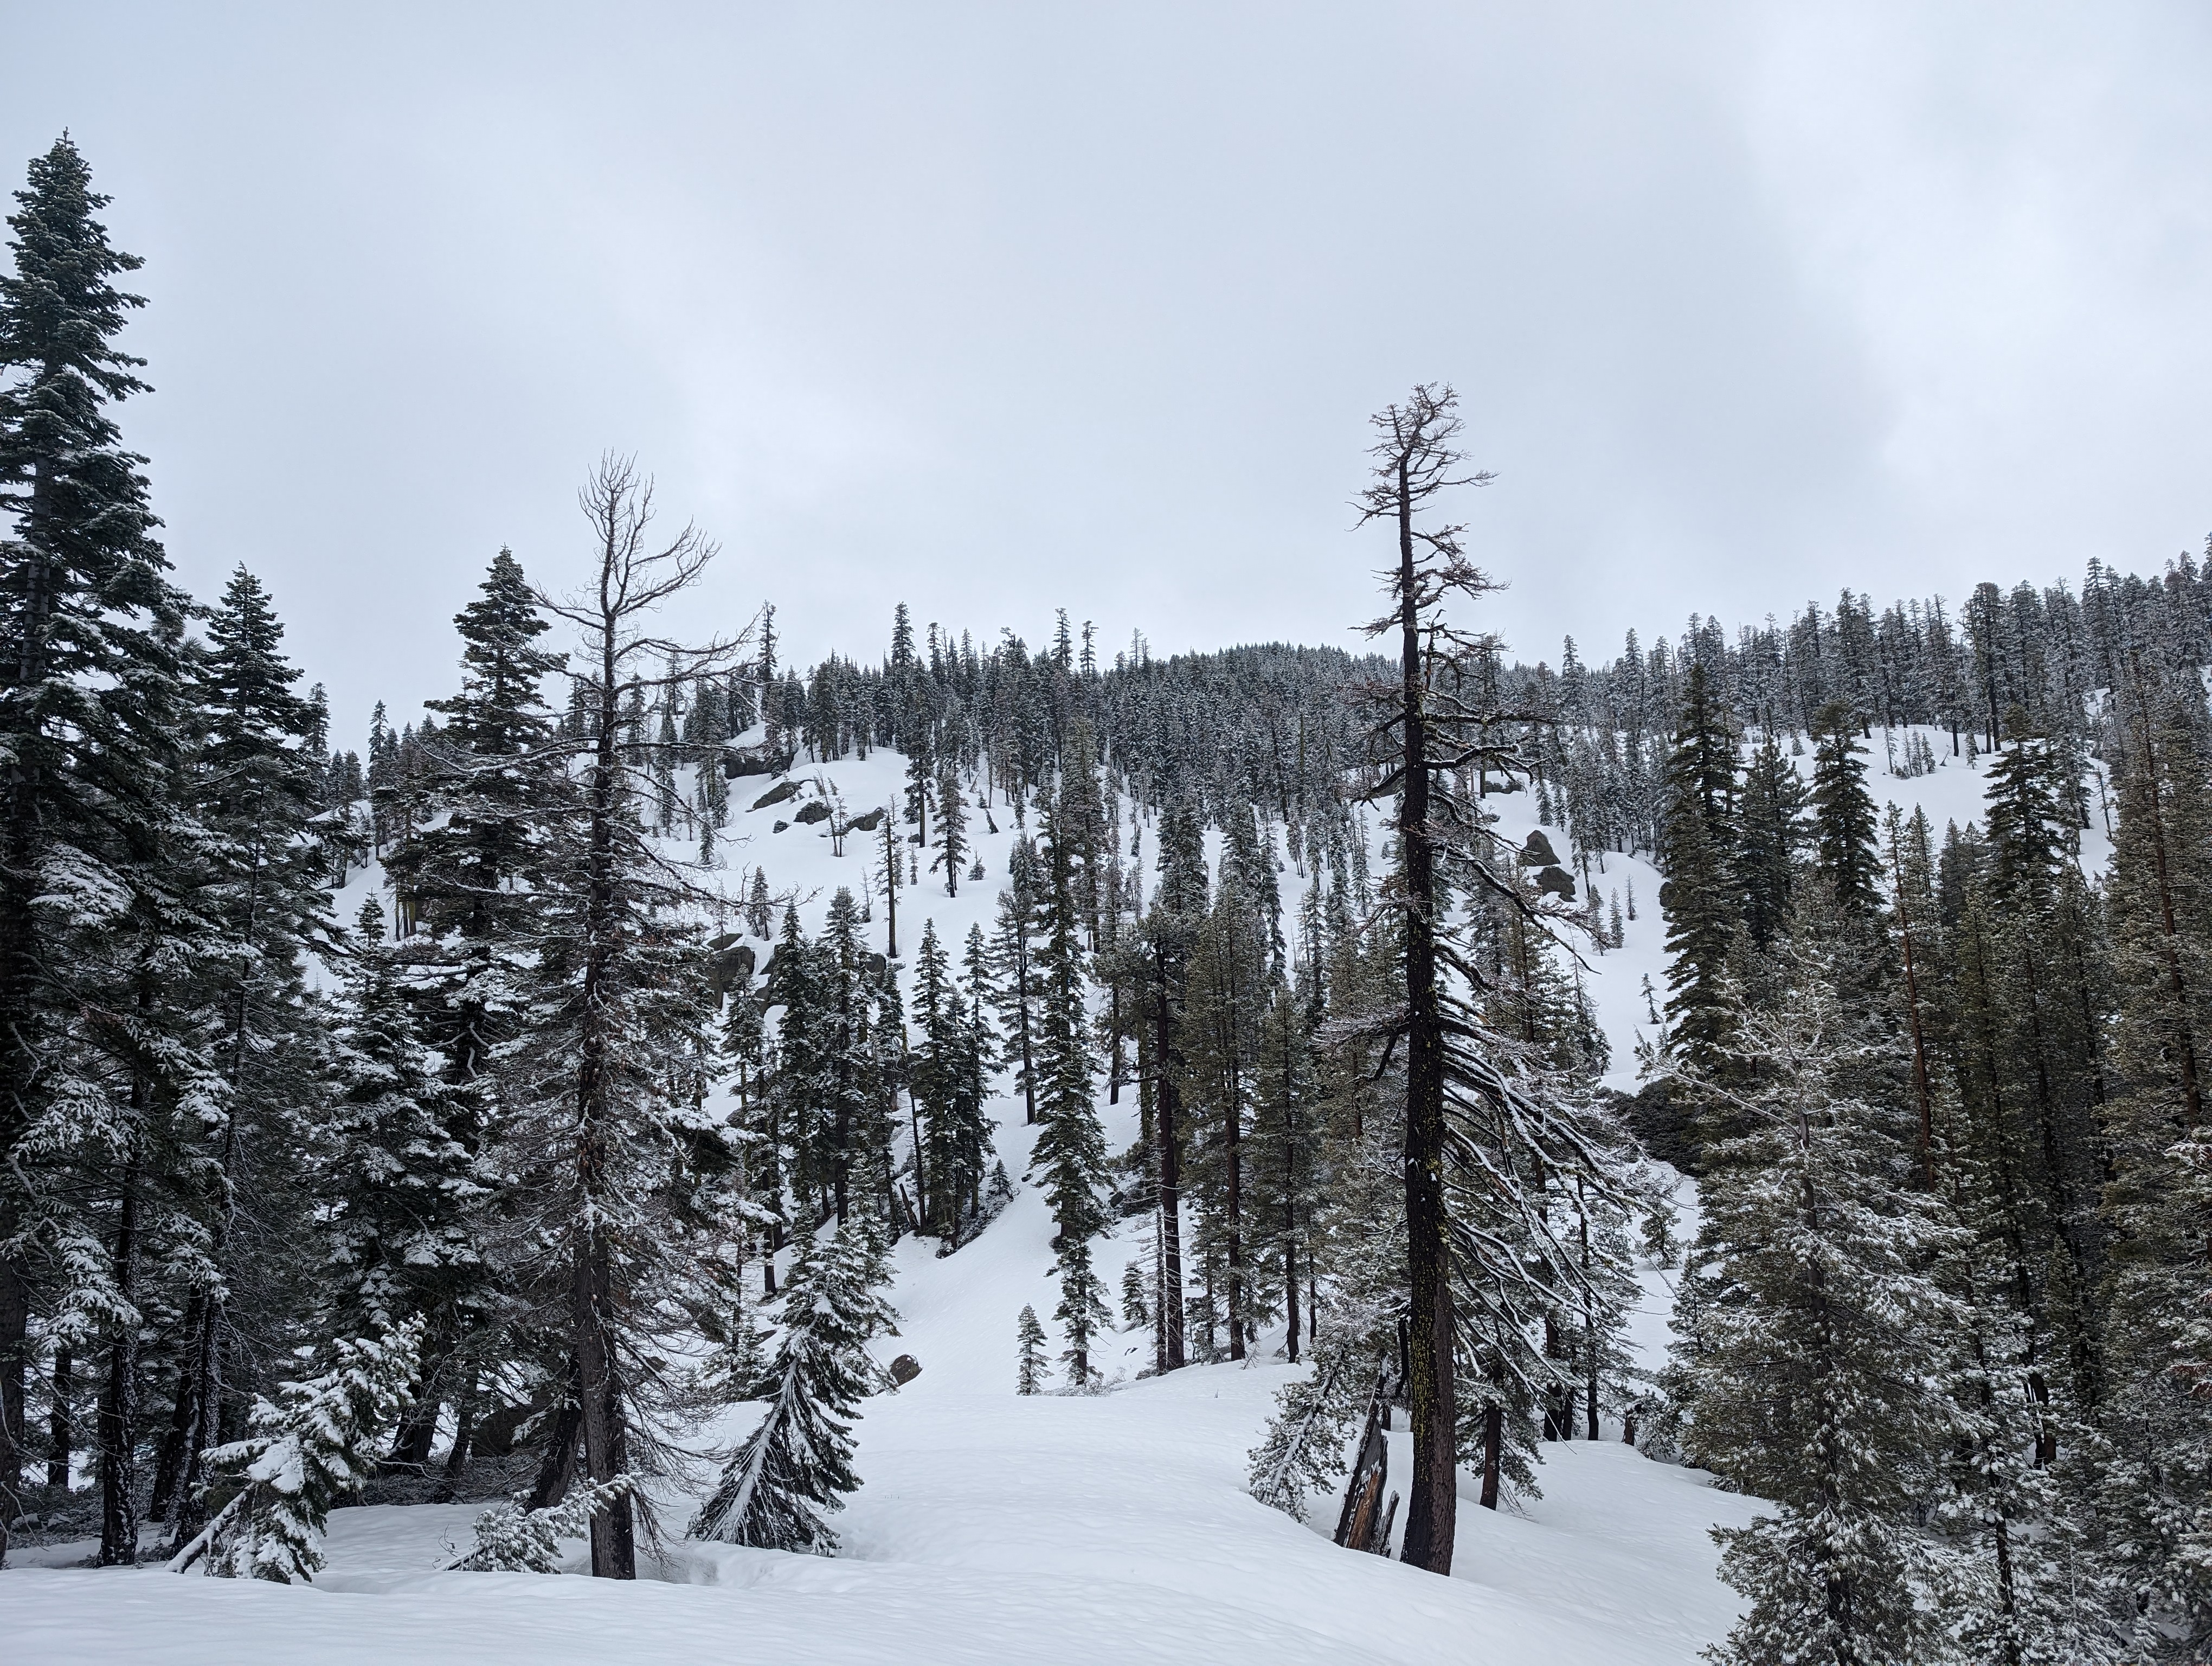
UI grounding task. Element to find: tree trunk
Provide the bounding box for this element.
[1397,453,1458,1578]
[98,1131,141,1564]
[45,1346,72,1489]
[147,1293,206,1522]
[1153,960,1187,1372]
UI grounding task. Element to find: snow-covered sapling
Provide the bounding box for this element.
[168,1318,423,1582]
[1016,1305,1046,1396]
[690,1225,894,1553]
[449,1476,633,1573]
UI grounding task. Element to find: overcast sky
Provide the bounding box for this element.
[11,3,2212,739]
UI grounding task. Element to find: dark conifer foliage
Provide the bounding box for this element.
[18,135,2212,1657]
[0,138,190,1526]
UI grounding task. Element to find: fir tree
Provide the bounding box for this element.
[159,567,336,1526]
[1658,668,1742,1086]
[1808,702,1882,919]
[1666,933,1967,1666]
[321,899,489,1448]
[169,1319,423,1583]
[0,136,189,1508]
[1734,723,1805,950]
[933,761,966,897]
[993,837,1043,1123]
[1028,811,1110,1388]
[2095,684,2212,1650]
[690,1225,893,1553]
[1015,1304,1046,1396]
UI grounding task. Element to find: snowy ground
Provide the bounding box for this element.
[4,1107,1759,1665]
[8,721,2045,1664]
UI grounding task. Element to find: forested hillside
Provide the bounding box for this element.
[6,134,2212,1666]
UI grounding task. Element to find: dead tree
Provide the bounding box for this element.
[525,454,754,1578]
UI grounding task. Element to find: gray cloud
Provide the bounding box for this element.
[10,2,2211,734]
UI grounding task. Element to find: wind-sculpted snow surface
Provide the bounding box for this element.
[5,738,1778,1664]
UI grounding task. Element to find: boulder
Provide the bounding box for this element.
[1521,829,1562,868]
[724,742,796,780]
[752,779,801,811]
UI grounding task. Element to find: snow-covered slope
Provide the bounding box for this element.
[36,729,2027,1664]
[4,1102,1759,1666]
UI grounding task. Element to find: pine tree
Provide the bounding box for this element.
[321,899,489,1448]
[933,761,966,897]
[169,1319,423,1583]
[505,457,746,1579]
[1658,665,1742,1087]
[1028,810,1110,1388]
[1734,723,1805,950]
[690,1225,893,1553]
[1666,932,1967,1666]
[2095,682,2212,1650]
[158,567,337,1526]
[0,136,191,1509]
[1130,797,1208,1374]
[1183,835,1271,1361]
[1809,702,1882,919]
[1015,1304,1046,1396]
[994,836,1042,1123]
[1249,981,1323,1363]
[384,545,561,1088]
[814,887,882,1229]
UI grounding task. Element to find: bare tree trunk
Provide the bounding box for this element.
[1396,445,1457,1576]
[526,1355,584,1511]
[572,531,637,1579]
[146,1293,205,1523]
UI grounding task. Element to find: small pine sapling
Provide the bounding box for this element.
[168,1319,423,1582]
[1016,1305,1047,1396]
[691,1226,895,1553]
[1120,1261,1151,1331]
[449,1477,634,1573]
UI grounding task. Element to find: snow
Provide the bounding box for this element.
[4,1114,1761,1664]
[5,735,1819,1664]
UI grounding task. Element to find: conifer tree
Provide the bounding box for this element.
[933,761,966,897]
[1128,798,1208,1374]
[159,567,336,1524]
[2095,683,2212,1649]
[0,136,189,1504]
[1666,931,1967,1666]
[1028,811,1110,1388]
[354,554,559,1457]
[1809,702,1882,919]
[1659,663,1742,1085]
[994,836,1042,1123]
[1733,723,1805,951]
[505,457,746,1579]
[690,1224,893,1553]
[1183,830,1271,1360]
[1015,1304,1046,1396]
[1250,981,1323,1363]
[321,899,489,1449]
[170,1319,423,1584]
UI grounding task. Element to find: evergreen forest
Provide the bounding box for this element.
[8,134,2212,1666]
